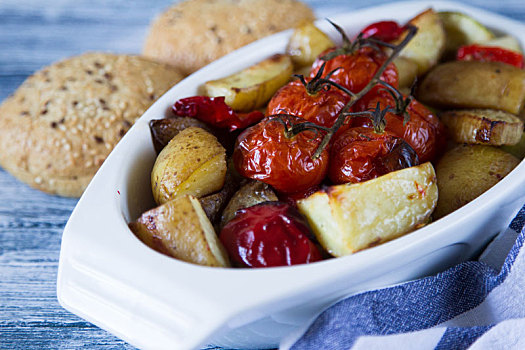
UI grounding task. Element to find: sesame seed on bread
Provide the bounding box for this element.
[0,52,183,197]
[143,0,315,75]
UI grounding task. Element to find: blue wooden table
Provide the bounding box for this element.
[1,0,524,348]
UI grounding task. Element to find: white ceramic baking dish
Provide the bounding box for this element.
[57,1,525,349]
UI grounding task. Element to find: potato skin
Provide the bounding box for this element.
[198,171,239,224]
[417,61,525,115]
[203,54,293,112]
[149,117,211,154]
[129,195,230,267]
[151,127,227,204]
[220,180,278,228]
[434,144,520,219]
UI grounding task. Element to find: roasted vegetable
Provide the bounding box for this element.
[502,129,525,159]
[129,195,230,267]
[417,61,525,115]
[360,20,405,42]
[441,109,524,146]
[233,115,329,194]
[394,9,446,75]
[199,172,239,224]
[172,96,265,132]
[438,11,494,55]
[393,57,418,88]
[433,145,520,219]
[151,127,226,204]
[220,202,321,267]
[202,54,293,112]
[286,21,334,68]
[149,117,211,154]
[297,163,438,257]
[481,35,522,53]
[328,127,419,185]
[456,44,524,68]
[221,181,278,228]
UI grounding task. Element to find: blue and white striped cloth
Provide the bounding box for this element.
[281,204,525,350]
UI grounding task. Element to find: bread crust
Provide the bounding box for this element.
[0,53,183,197]
[143,0,315,75]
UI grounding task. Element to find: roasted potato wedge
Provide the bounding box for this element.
[202,54,293,112]
[129,195,230,267]
[417,61,525,115]
[149,117,211,154]
[439,11,494,55]
[151,127,226,205]
[286,21,334,68]
[434,145,520,219]
[297,163,438,257]
[393,57,418,88]
[221,181,278,228]
[441,109,524,146]
[394,9,446,75]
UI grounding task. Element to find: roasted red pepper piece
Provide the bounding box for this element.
[361,20,405,42]
[456,44,524,69]
[219,202,322,268]
[172,96,265,132]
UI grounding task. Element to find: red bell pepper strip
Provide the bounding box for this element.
[172,96,265,132]
[456,44,524,69]
[360,20,405,42]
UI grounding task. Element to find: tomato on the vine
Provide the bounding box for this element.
[351,90,446,163]
[219,202,322,268]
[267,79,350,128]
[310,46,399,94]
[233,116,329,194]
[328,126,419,184]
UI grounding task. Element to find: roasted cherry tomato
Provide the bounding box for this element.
[352,91,446,163]
[172,96,264,132]
[360,20,405,42]
[219,202,322,268]
[456,44,524,69]
[267,79,350,128]
[310,46,399,94]
[233,116,329,194]
[328,127,419,184]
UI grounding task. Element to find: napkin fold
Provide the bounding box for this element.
[281,204,525,350]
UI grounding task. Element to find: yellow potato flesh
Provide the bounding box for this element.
[286,21,334,68]
[151,127,226,205]
[393,57,418,88]
[297,163,438,257]
[130,195,230,267]
[395,8,446,75]
[203,54,293,112]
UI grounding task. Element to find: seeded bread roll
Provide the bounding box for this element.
[143,0,315,75]
[0,53,183,197]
